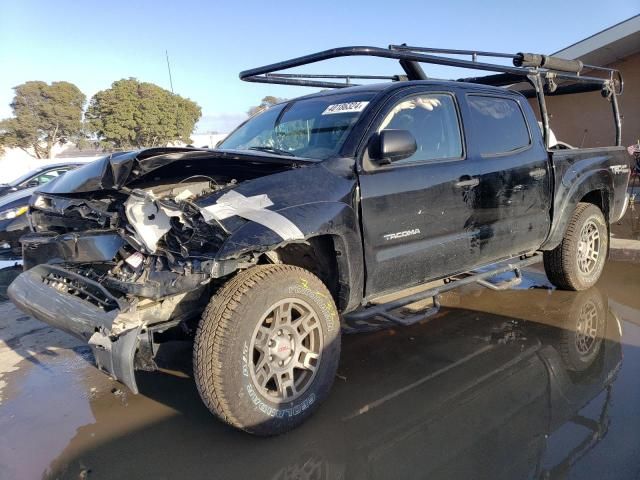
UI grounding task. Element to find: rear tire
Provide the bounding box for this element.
[193,264,341,436]
[544,202,608,291]
[556,288,607,372]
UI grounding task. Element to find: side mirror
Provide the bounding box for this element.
[368,130,417,164]
[25,180,39,188]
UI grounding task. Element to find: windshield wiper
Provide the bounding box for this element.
[247,146,296,157]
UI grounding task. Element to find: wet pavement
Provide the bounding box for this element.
[610,199,640,263]
[2,213,640,479]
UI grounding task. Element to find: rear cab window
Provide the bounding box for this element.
[466,95,531,156]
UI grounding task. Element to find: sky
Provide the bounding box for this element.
[0,0,638,133]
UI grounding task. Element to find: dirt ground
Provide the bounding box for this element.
[1,209,640,479]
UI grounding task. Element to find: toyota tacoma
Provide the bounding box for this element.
[8,45,631,435]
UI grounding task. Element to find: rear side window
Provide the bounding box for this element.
[467,95,530,155]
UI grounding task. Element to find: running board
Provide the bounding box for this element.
[475,268,523,290]
[344,254,541,331]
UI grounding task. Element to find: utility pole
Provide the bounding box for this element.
[165,50,175,93]
[166,50,180,145]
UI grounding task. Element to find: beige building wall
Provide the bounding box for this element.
[540,52,639,148]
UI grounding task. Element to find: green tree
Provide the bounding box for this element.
[0,81,86,158]
[247,96,286,117]
[86,78,202,149]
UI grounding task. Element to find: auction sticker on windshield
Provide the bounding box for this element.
[322,101,369,115]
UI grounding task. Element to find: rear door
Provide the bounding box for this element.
[461,93,551,263]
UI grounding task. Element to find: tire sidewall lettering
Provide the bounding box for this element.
[196,265,341,434]
[288,280,338,333]
[240,340,319,419]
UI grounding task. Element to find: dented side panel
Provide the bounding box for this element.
[216,201,359,259]
[194,159,357,227]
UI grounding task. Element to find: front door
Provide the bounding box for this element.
[359,90,476,298]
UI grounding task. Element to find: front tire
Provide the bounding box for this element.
[193,264,341,436]
[544,202,608,291]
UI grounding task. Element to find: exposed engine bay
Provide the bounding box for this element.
[122,179,232,261]
[14,149,318,383]
[107,177,250,299]
[24,154,301,304]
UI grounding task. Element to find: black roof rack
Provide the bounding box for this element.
[240,44,623,94]
[239,45,624,146]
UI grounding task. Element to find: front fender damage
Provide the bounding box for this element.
[123,187,306,256]
[116,184,311,292]
[15,183,308,393]
[16,151,342,393]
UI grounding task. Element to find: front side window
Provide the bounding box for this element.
[219,93,375,160]
[466,95,531,155]
[378,93,463,164]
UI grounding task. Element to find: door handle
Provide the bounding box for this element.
[454,178,479,188]
[529,168,547,179]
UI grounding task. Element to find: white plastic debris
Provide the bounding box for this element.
[124,190,183,253]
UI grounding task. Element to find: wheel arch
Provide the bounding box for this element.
[542,169,613,251]
[580,189,610,222]
[267,234,361,313]
[215,201,365,313]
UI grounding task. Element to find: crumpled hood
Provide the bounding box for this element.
[119,155,357,256]
[37,147,313,195]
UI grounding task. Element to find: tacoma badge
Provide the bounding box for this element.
[383,228,421,241]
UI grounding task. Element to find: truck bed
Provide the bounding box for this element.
[545,146,631,249]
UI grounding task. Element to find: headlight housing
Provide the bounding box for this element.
[32,194,49,210]
[0,205,28,221]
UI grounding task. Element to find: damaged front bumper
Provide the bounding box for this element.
[21,230,125,270]
[7,264,203,393]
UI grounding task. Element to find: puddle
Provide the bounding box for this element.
[0,261,638,479]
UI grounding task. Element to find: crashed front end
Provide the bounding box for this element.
[8,263,208,393]
[8,149,303,393]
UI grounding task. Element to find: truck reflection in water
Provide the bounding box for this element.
[331,286,621,480]
[47,283,623,480]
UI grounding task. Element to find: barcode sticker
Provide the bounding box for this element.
[322,101,369,115]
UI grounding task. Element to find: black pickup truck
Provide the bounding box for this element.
[8,45,631,435]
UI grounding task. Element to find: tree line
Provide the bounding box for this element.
[246,95,286,117]
[0,79,202,159]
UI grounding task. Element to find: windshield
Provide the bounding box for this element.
[219,92,375,160]
[8,165,75,187]
[7,169,40,187]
